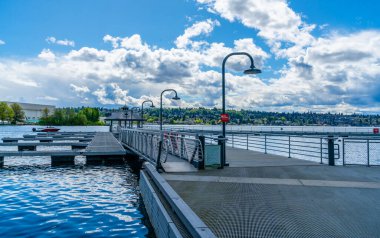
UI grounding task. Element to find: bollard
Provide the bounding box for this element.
[327,136,335,166]
[0,156,3,168]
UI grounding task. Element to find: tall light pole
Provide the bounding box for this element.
[160,89,180,131]
[130,107,140,128]
[220,52,261,168]
[141,100,155,128]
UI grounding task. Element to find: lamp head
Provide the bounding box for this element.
[150,105,155,108]
[172,95,181,100]
[244,66,262,75]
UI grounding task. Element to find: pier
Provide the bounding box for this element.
[120,128,380,238]
[0,132,126,167]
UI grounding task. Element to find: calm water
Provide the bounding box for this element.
[0,126,150,237]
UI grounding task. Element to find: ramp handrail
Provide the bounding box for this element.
[119,128,204,169]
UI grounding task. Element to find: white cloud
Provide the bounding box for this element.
[37,96,59,101]
[38,49,56,61]
[0,0,379,113]
[196,0,315,58]
[175,19,220,48]
[0,40,5,45]
[46,36,75,47]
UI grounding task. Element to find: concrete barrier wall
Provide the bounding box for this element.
[143,163,216,238]
[140,171,183,238]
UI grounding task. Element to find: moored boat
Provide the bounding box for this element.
[32,127,60,132]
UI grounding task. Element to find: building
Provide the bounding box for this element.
[4,101,55,123]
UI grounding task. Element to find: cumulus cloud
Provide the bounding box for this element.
[175,19,220,48]
[38,49,56,61]
[0,1,379,114]
[46,36,75,47]
[196,0,315,58]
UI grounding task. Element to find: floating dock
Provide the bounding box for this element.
[0,132,126,167]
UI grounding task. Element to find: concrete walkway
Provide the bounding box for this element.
[162,147,380,237]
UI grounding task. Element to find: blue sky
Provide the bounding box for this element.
[0,0,380,113]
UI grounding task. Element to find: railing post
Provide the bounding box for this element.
[218,135,225,169]
[180,134,185,159]
[264,134,267,154]
[367,139,370,167]
[156,140,163,171]
[288,136,291,158]
[198,135,205,170]
[320,137,323,164]
[246,134,249,150]
[327,136,335,166]
[342,138,345,166]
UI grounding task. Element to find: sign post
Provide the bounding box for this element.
[220,114,230,123]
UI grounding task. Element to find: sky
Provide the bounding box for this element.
[0,0,380,114]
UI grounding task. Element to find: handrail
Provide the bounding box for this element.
[119,128,204,170]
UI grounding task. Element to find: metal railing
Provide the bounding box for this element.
[119,128,204,169]
[204,133,340,164]
[342,137,380,166]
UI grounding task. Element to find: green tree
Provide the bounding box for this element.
[0,102,14,124]
[10,103,25,124]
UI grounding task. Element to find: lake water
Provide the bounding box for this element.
[0,126,151,237]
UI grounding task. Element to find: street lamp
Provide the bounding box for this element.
[141,100,155,128]
[130,107,140,128]
[220,52,261,168]
[160,89,180,131]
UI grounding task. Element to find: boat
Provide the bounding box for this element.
[32,127,60,132]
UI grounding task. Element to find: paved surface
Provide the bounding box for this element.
[162,147,380,237]
[162,154,198,172]
[226,147,318,167]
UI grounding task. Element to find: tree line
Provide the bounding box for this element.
[39,107,103,126]
[140,107,380,126]
[0,102,25,124]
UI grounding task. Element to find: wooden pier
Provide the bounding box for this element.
[0,132,126,167]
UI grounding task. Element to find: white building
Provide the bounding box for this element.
[4,101,55,123]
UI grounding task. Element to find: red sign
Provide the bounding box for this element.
[220,114,230,123]
[374,128,379,134]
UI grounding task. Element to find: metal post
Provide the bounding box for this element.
[0,156,3,168]
[264,135,267,154]
[221,52,260,167]
[218,135,225,169]
[180,134,185,159]
[246,134,249,150]
[367,139,370,167]
[327,136,335,166]
[288,136,291,158]
[156,140,163,171]
[320,137,323,164]
[342,138,345,166]
[198,135,205,170]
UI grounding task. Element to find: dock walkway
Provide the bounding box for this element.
[0,132,126,166]
[160,147,380,237]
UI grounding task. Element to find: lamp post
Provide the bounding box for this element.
[130,107,140,128]
[141,100,155,128]
[160,89,180,131]
[220,52,261,168]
